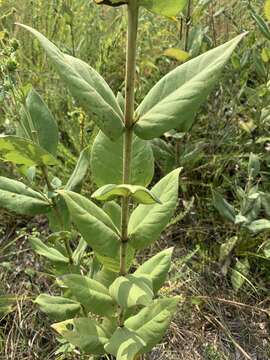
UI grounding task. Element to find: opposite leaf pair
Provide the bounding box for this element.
[58,168,180,272]
[16,24,245,143]
[36,248,177,359]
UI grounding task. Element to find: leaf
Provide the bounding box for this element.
[105,327,145,358]
[19,89,58,156]
[65,146,90,192]
[59,190,120,258]
[234,214,248,226]
[0,295,17,315]
[212,190,236,223]
[231,258,250,292]
[47,196,71,232]
[116,92,125,113]
[219,236,238,263]
[109,275,153,309]
[241,190,261,223]
[128,169,180,250]
[139,0,188,17]
[116,337,144,360]
[163,48,190,62]
[248,152,260,179]
[151,138,175,174]
[101,317,118,338]
[30,237,69,263]
[134,34,246,140]
[125,297,179,353]
[91,131,154,187]
[72,238,88,265]
[134,248,173,293]
[17,24,124,140]
[250,6,270,40]
[103,201,121,230]
[0,136,58,166]
[261,106,270,123]
[92,184,161,205]
[246,219,270,233]
[261,47,270,63]
[94,267,118,288]
[260,192,270,217]
[57,274,116,317]
[35,294,81,321]
[0,176,50,215]
[95,246,135,273]
[265,0,270,21]
[52,318,108,355]
[253,49,267,78]
[95,0,127,7]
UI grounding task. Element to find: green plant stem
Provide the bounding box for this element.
[184,0,192,52]
[119,0,138,284]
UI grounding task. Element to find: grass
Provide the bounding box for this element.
[1,219,269,359]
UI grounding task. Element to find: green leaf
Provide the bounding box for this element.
[96,246,135,273]
[35,294,81,321]
[265,0,270,21]
[0,136,58,166]
[134,248,173,293]
[248,152,260,179]
[151,138,175,174]
[212,190,236,223]
[109,275,153,309]
[57,274,116,317]
[104,327,145,358]
[91,131,154,187]
[246,219,270,233]
[17,24,124,140]
[250,6,270,41]
[116,337,144,360]
[101,317,118,338]
[103,201,121,230]
[92,184,161,205]
[19,89,58,156]
[72,238,88,265]
[47,196,71,232]
[260,192,270,217]
[139,0,188,17]
[52,318,108,355]
[125,297,179,353]
[116,92,125,113]
[105,327,145,360]
[0,295,17,315]
[231,258,250,292]
[241,190,261,223]
[0,176,50,215]
[134,34,246,140]
[128,168,180,250]
[59,190,120,258]
[219,236,238,263]
[94,267,118,288]
[163,48,190,62]
[30,237,69,263]
[65,146,90,192]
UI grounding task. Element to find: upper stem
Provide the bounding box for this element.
[184,0,192,52]
[119,0,139,278]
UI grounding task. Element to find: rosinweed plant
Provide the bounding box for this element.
[0,0,246,358]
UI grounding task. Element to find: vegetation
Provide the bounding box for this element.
[0,0,270,359]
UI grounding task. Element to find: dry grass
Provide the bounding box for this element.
[1,215,269,360]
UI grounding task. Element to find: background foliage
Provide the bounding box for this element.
[0,0,270,359]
